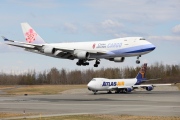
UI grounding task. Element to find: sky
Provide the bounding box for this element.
[0,0,180,74]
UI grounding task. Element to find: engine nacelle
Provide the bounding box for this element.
[43,46,55,54]
[122,87,132,93]
[125,88,132,92]
[74,50,90,59]
[146,86,153,91]
[114,57,125,62]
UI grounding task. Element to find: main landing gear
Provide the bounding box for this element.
[76,59,89,66]
[92,90,98,95]
[107,90,112,94]
[94,60,100,67]
[76,59,100,67]
[115,89,128,94]
[136,55,141,64]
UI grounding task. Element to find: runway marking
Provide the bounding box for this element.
[0,103,180,108]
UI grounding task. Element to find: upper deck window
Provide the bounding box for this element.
[140,38,146,40]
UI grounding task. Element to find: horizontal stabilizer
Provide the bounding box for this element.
[133,84,172,88]
[1,36,14,42]
[141,78,161,82]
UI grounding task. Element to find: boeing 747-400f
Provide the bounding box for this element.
[87,63,172,94]
[2,23,155,67]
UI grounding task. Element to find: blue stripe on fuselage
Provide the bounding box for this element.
[125,47,155,53]
[110,44,155,55]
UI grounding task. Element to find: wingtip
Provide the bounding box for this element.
[1,36,9,41]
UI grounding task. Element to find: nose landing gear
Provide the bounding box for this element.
[92,90,98,95]
[94,60,100,67]
[136,55,141,64]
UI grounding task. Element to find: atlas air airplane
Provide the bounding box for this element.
[87,63,172,94]
[2,23,156,67]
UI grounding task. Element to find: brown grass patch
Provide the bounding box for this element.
[17,114,180,120]
[0,112,35,118]
[0,85,16,90]
[3,85,86,95]
[175,83,180,90]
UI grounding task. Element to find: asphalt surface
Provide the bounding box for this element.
[0,90,180,118]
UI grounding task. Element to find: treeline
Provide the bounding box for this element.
[0,62,180,85]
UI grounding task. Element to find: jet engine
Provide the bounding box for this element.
[146,86,153,91]
[74,50,90,59]
[43,46,56,54]
[113,57,125,62]
[124,87,132,93]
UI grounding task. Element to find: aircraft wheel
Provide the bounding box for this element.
[107,91,112,94]
[94,64,98,67]
[136,60,140,64]
[115,91,118,94]
[119,89,123,93]
[76,62,81,66]
[93,90,98,95]
[96,61,100,64]
[85,62,89,65]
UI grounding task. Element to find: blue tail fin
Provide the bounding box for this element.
[135,63,147,84]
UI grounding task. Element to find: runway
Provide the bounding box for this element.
[0,91,180,117]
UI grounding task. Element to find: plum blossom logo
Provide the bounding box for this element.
[92,43,96,49]
[25,29,37,43]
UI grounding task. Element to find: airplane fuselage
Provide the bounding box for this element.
[88,78,137,91]
[47,37,155,59]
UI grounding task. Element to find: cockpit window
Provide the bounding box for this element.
[140,38,146,40]
[91,79,96,81]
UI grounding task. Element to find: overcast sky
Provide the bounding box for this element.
[0,0,180,74]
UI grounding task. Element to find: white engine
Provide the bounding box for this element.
[43,46,55,54]
[113,57,125,62]
[74,50,90,59]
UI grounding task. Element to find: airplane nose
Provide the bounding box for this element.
[87,82,95,90]
[87,82,92,90]
[151,44,156,51]
[87,82,90,87]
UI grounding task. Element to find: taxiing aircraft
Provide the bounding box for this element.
[87,63,172,94]
[2,23,155,67]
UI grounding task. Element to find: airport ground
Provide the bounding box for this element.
[0,85,180,120]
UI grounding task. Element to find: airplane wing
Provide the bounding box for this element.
[141,78,161,82]
[108,86,133,90]
[108,84,172,91]
[133,84,172,88]
[2,36,107,59]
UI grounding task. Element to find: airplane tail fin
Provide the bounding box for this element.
[21,23,46,44]
[135,63,147,84]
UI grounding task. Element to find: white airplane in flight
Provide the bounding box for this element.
[2,23,156,67]
[87,63,172,94]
